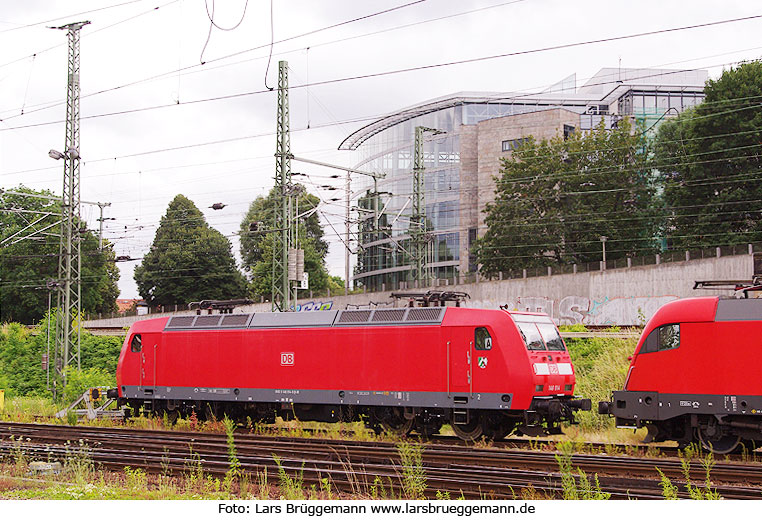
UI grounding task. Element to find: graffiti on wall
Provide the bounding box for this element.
[295,301,333,312]
[502,295,679,325]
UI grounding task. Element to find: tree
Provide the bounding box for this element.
[239,186,335,299]
[134,195,247,307]
[475,118,660,274]
[239,186,328,273]
[655,61,762,249]
[0,185,119,324]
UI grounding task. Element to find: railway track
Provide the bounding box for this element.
[1,422,760,499]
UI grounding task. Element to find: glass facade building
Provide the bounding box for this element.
[340,68,707,291]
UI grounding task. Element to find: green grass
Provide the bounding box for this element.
[565,336,636,432]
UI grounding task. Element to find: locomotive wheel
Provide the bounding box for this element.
[381,416,414,436]
[452,417,484,441]
[154,405,179,425]
[482,414,514,441]
[485,422,514,441]
[379,408,414,436]
[164,408,179,425]
[736,439,759,455]
[697,425,741,454]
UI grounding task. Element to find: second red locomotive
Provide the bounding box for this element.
[600,296,762,453]
[113,306,590,440]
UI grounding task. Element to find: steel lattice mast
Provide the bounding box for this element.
[411,126,437,286]
[53,21,89,398]
[272,60,295,312]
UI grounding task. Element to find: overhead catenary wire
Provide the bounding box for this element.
[1,7,760,286]
[2,14,760,129]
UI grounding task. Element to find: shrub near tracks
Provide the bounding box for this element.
[564,336,635,431]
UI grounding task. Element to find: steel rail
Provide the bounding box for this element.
[1,422,761,499]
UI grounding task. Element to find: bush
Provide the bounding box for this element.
[0,321,123,401]
[62,367,115,404]
[0,323,47,396]
[566,337,636,430]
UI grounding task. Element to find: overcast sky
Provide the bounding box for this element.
[1,0,761,299]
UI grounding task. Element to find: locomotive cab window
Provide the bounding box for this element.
[517,322,546,351]
[537,323,565,351]
[641,324,680,354]
[130,334,142,353]
[475,327,492,350]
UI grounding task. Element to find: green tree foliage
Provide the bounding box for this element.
[0,319,123,398]
[239,186,328,272]
[0,186,119,324]
[655,61,762,249]
[476,118,660,274]
[134,195,247,307]
[238,186,336,299]
[62,366,115,404]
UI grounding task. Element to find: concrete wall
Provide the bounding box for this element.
[85,251,752,330]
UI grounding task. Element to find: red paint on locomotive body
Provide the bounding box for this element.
[115,306,589,439]
[600,296,762,453]
[626,296,719,393]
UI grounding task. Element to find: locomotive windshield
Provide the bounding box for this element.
[537,324,565,351]
[515,320,565,352]
[516,322,546,351]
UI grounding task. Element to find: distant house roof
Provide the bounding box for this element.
[116,299,138,313]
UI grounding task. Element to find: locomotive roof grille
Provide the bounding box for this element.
[406,307,444,323]
[370,309,406,323]
[164,313,255,330]
[336,307,445,325]
[194,315,223,327]
[336,310,372,324]
[221,314,251,327]
[165,316,195,328]
[163,307,446,331]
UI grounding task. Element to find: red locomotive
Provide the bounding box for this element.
[112,307,590,440]
[599,296,762,453]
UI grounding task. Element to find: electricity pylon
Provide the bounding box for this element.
[272,60,296,312]
[51,20,89,398]
[410,126,441,286]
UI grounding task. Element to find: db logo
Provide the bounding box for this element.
[280,353,295,366]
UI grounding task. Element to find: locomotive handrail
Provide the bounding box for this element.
[469,340,473,398]
[446,341,451,398]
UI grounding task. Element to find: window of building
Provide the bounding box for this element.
[563,124,576,140]
[468,228,478,273]
[501,138,529,152]
[130,334,142,353]
[475,327,492,350]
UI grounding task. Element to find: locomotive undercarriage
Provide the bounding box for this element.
[120,396,587,442]
[600,391,762,454]
[632,415,761,454]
